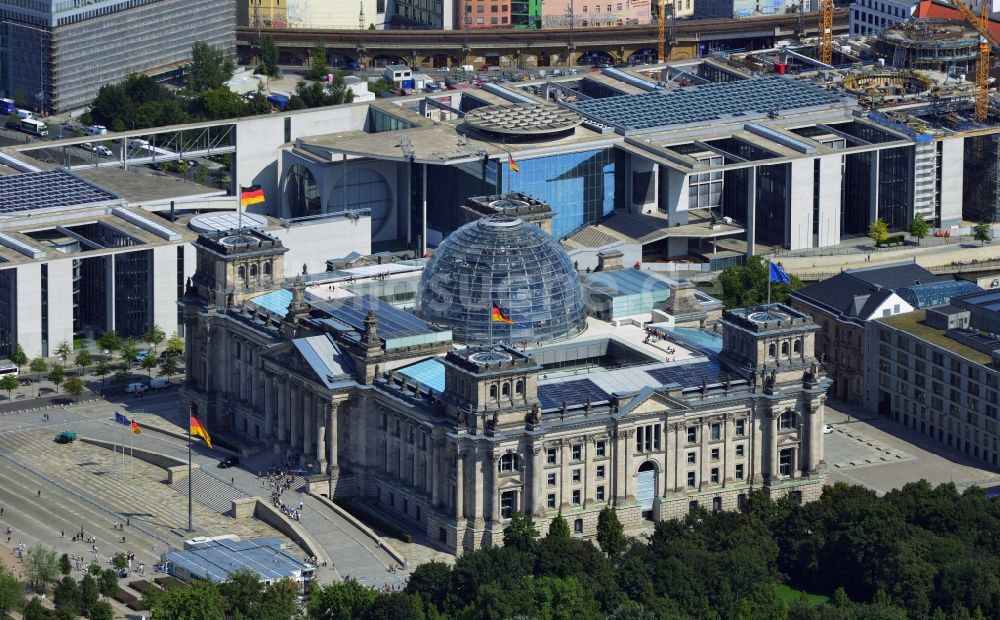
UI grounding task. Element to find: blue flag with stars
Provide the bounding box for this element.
[769,262,791,285]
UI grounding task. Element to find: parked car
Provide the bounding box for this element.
[134,349,148,362]
[218,455,239,468]
[149,378,169,390]
[125,382,147,394]
[20,378,32,386]
[54,430,77,444]
[823,424,834,434]
[159,350,180,359]
[63,122,79,133]
[92,144,112,157]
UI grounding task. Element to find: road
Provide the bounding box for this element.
[0,392,410,588]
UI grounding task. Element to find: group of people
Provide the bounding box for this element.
[265,463,303,522]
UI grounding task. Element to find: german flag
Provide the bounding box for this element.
[190,415,212,449]
[491,304,513,324]
[240,185,265,208]
[130,421,141,434]
[507,153,520,174]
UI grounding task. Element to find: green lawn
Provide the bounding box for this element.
[776,584,829,605]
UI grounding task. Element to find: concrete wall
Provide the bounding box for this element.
[152,245,180,335]
[252,498,327,562]
[939,138,964,228]
[235,103,371,221]
[787,158,813,251]
[46,259,75,356]
[15,263,43,357]
[270,217,372,277]
[817,153,843,247]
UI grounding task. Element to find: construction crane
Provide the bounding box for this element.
[658,0,666,62]
[819,0,834,65]
[952,0,997,122]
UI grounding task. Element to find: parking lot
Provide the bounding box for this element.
[824,400,1000,494]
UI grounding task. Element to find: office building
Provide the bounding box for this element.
[239,0,390,30]
[0,0,234,113]
[180,217,830,553]
[790,263,979,405]
[864,288,1000,470]
[540,0,656,27]
[849,0,919,36]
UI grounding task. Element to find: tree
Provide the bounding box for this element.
[257,34,280,78]
[548,512,571,539]
[113,366,129,387]
[159,356,181,383]
[294,79,353,109]
[307,579,378,619]
[96,331,121,357]
[74,349,92,374]
[119,338,140,368]
[80,573,98,614]
[63,376,85,402]
[909,213,930,241]
[141,354,158,379]
[165,332,185,357]
[868,217,889,246]
[0,567,21,615]
[98,568,118,599]
[23,597,48,620]
[503,511,540,552]
[23,543,60,591]
[596,505,626,556]
[189,41,234,93]
[29,357,47,383]
[53,575,82,617]
[94,360,111,390]
[48,364,65,393]
[0,374,18,399]
[405,562,452,612]
[196,88,248,121]
[717,255,803,309]
[59,553,72,576]
[55,341,72,363]
[974,222,992,246]
[11,343,28,367]
[307,42,329,81]
[90,600,114,620]
[152,579,225,620]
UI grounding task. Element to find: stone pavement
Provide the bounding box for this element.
[776,238,1000,279]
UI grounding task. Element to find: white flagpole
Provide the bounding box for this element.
[767,259,772,306]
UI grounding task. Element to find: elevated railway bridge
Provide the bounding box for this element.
[237,10,849,69]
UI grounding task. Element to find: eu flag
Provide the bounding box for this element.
[769,262,791,285]
[114,411,131,426]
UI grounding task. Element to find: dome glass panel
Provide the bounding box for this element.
[417,215,586,345]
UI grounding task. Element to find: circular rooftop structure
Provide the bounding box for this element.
[463,103,582,140]
[189,211,268,234]
[875,20,979,69]
[417,215,586,345]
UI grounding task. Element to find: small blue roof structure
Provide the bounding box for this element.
[581,269,675,318]
[397,357,446,394]
[249,288,292,316]
[162,537,314,589]
[897,280,981,309]
[313,295,451,351]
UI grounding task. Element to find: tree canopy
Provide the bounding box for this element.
[717,255,803,308]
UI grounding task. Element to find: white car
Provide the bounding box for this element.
[823,424,834,434]
[125,383,148,394]
[92,145,112,157]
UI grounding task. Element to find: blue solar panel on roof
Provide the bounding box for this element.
[538,379,608,409]
[570,77,849,130]
[646,360,727,388]
[0,169,118,212]
[313,295,441,339]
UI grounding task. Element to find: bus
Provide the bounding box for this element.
[19,118,47,136]
[0,363,18,377]
[0,98,15,115]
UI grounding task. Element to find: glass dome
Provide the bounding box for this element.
[417,215,586,345]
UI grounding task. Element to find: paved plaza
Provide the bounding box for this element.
[824,400,1000,495]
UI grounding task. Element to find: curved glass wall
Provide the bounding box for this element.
[417,215,586,345]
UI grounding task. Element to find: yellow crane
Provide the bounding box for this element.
[659,0,666,62]
[819,0,834,65]
[951,0,997,122]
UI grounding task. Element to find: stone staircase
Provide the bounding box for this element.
[170,468,249,514]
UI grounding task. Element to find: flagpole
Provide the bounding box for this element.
[767,259,772,306]
[489,305,493,346]
[187,409,193,532]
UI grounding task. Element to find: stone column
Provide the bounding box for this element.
[275,379,287,454]
[807,401,823,473]
[315,400,327,474]
[289,385,301,453]
[614,430,626,503]
[623,428,635,502]
[560,440,570,509]
[411,440,419,489]
[328,400,339,473]
[454,446,465,519]
[470,449,484,524]
[488,453,501,524]
[303,393,314,458]
[431,440,441,508]
[263,375,274,441]
[768,410,780,482]
[530,444,545,517]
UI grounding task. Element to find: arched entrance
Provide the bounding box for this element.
[636,461,657,520]
[284,164,321,219]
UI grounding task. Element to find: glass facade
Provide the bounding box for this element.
[417,215,586,345]
[877,146,913,231]
[502,148,617,238]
